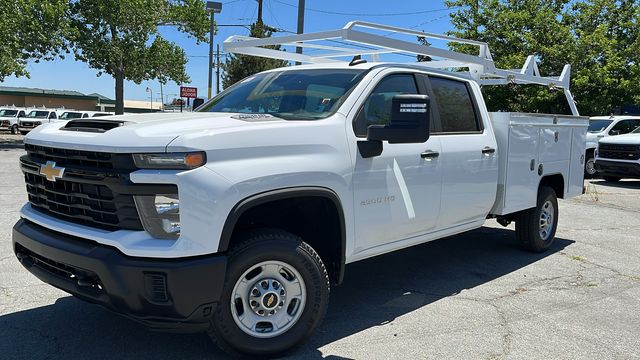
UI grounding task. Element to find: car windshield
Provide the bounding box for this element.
[60,112,83,119]
[197,69,366,120]
[26,111,49,118]
[0,110,18,117]
[588,119,613,132]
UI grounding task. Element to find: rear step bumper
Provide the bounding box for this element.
[12,219,227,332]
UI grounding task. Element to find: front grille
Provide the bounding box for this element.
[599,143,640,160]
[21,121,35,127]
[1,120,9,126]
[25,172,142,230]
[22,145,143,231]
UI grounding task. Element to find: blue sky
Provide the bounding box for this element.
[1,0,455,102]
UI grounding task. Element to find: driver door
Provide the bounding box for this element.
[351,72,442,254]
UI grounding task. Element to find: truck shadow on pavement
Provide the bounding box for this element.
[0,137,23,150]
[0,226,573,360]
[590,179,640,190]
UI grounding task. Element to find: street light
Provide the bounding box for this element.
[146,87,153,111]
[206,1,223,100]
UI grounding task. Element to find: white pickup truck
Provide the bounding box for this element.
[12,22,587,356]
[0,107,28,134]
[595,126,640,181]
[585,116,640,177]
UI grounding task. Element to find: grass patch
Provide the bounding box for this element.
[570,255,586,262]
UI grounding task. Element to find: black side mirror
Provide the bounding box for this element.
[358,94,431,158]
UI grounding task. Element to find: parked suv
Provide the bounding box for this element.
[0,107,28,134]
[595,126,640,181]
[585,116,640,177]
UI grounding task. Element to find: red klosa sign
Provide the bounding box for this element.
[180,86,198,98]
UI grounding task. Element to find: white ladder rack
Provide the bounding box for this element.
[224,21,579,115]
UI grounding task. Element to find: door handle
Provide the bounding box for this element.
[421,150,440,159]
[482,146,496,155]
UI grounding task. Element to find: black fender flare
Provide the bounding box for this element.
[218,186,347,283]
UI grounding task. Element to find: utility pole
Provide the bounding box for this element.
[206,2,222,99]
[216,44,221,95]
[296,0,305,55]
[257,0,263,23]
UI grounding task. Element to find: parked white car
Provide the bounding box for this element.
[12,22,588,357]
[0,107,29,134]
[585,116,640,176]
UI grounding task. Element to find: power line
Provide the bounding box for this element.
[271,0,455,17]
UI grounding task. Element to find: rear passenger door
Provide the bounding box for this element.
[428,76,498,229]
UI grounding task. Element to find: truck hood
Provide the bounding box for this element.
[599,133,640,145]
[24,112,287,153]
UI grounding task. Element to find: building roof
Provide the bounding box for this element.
[0,86,113,101]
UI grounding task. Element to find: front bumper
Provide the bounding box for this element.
[595,159,640,178]
[12,219,227,332]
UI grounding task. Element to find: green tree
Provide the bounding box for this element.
[0,0,69,81]
[68,0,210,114]
[222,21,288,89]
[442,0,640,115]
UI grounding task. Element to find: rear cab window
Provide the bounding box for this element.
[429,76,482,133]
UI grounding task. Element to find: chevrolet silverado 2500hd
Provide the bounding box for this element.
[585,116,640,177]
[12,22,587,356]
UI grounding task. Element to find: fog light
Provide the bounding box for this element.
[134,194,180,239]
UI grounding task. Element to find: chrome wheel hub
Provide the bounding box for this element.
[231,261,306,338]
[539,200,555,241]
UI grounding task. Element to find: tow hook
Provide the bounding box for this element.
[496,217,511,227]
[15,252,33,267]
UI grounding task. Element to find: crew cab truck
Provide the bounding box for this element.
[0,107,28,134]
[585,116,640,177]
[12,22,587,357]
[594,126,640,181]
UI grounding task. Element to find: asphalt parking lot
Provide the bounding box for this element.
[1,134,639,360]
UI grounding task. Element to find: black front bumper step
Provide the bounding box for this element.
[13,219,227,332]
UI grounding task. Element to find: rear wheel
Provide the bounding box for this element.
[208,229,330,357]
[516,186,558,252]
[603,176,621,182]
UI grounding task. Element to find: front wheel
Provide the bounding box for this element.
[515,186,559,252]
[11,124,18,135]
[208,229,330,357]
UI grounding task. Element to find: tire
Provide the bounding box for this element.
[515,186,558,252]
[603,176,621,182]
[208,229,330,357]
[11,124,18,135]
[584,153,596,178]
[19,131,28,135]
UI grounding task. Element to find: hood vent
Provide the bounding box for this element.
[61,119,127,133]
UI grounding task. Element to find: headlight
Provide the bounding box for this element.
[133,152,206,169]
[134,194,180,239]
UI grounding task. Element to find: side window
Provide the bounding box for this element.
[18,111,25,117]
[609,120,636,135]
[82,113,89,118]
[49,112,57,119]
[354,74,418,137]
[430,77,480,133]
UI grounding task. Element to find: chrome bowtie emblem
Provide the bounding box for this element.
[39,161,65,182]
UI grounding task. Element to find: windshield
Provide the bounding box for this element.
[60,112,83,119]
[0,110,18,117]
[588,119,613,133]
[26,111,49,118]
[197,69,366,120]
